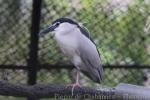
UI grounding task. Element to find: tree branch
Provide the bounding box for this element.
[0,81,150,100]
[0,81,114,99]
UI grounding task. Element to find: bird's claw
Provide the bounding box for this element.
[66,83,81,96]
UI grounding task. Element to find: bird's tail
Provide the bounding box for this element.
[81,65,104,83]
[97,65,104,83]
[87,65,104,83]
[90,65,104,83]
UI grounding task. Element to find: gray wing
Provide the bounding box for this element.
[76,33,104,83]
[78,24,96,44]
[78,25,91,39]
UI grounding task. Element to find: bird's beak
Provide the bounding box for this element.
[39,25,56,37]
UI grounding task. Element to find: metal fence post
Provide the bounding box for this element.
[27,0,41,100]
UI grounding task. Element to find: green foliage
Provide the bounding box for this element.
[39,0,150,86]
[0,96,25,100]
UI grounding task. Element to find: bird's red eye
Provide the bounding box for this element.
[54,22,60,26]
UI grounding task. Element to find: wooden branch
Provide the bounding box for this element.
[0,81,150,100]
[0,81,115,99]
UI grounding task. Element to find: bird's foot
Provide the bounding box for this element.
[66,83,81,96]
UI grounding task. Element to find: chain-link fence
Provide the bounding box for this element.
[0,0,150,100]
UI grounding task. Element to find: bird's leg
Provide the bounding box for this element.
[71,70,81,95]
[67,70,81,95]
[74,70,81,86]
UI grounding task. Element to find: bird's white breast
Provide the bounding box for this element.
[53,26,83,68]
[54,29,79,58]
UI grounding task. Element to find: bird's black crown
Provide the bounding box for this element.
[52,18,78,26]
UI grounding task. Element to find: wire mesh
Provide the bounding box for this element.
[0,0,32,65]
[0,1,32,99]
[0,0,150,99]
[39,0,150,65]
[38,0,150,86]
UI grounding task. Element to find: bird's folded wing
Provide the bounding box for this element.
[76,37,104,82]
[77,36,102,69]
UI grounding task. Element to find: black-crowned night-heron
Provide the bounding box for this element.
[39,18,104,92]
